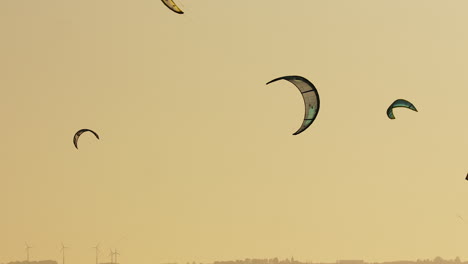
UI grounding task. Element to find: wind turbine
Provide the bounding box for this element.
[92,243,100,264]
[60,243,69,264]
[25,242,32,262]
[113,249,120,264]
[109,249,114,264]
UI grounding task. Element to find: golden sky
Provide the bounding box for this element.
[1,1,468,264]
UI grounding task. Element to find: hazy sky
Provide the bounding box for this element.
[1,1,468,264]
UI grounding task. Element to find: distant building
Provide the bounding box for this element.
[337,260,365,264]
[8,261,57,264]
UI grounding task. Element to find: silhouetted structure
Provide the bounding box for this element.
[60,243,68,264]
[338,261,364,264]
[25,243,32,262]
[113,249,120,264]
[7,261,57,264]
[213,257,467,264]
[109,249,114,264]
[92,244,100,264]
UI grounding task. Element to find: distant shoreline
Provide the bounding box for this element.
[5,256,466,264]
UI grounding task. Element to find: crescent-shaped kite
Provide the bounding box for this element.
[386,99,418,119]
[73,129,100,149]
[266,75,320,135]
[161,0,184,14]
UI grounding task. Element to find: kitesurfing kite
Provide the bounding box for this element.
[386,99,418,119]
[73,129,100,149]
[266,75,320,135]
[161,0,184,14]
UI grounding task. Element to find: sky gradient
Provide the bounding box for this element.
[1,1,468,264]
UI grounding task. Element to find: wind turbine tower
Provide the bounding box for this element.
[109,249,114,264]
[113,249,120,264]
[60,243,69,264]
[25,243,32,262]
[92,244,100,264]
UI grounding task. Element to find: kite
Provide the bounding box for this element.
[387,99,418,119]
[161,0,184,14]
[266,75,320,135]
[73,129,100,149]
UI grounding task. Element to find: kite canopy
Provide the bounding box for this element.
[161,0,184,14]
[266,75,320,135]
[386,99,418,119]
[73,129,100,149]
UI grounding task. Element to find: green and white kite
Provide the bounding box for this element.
[386,99,418,119]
